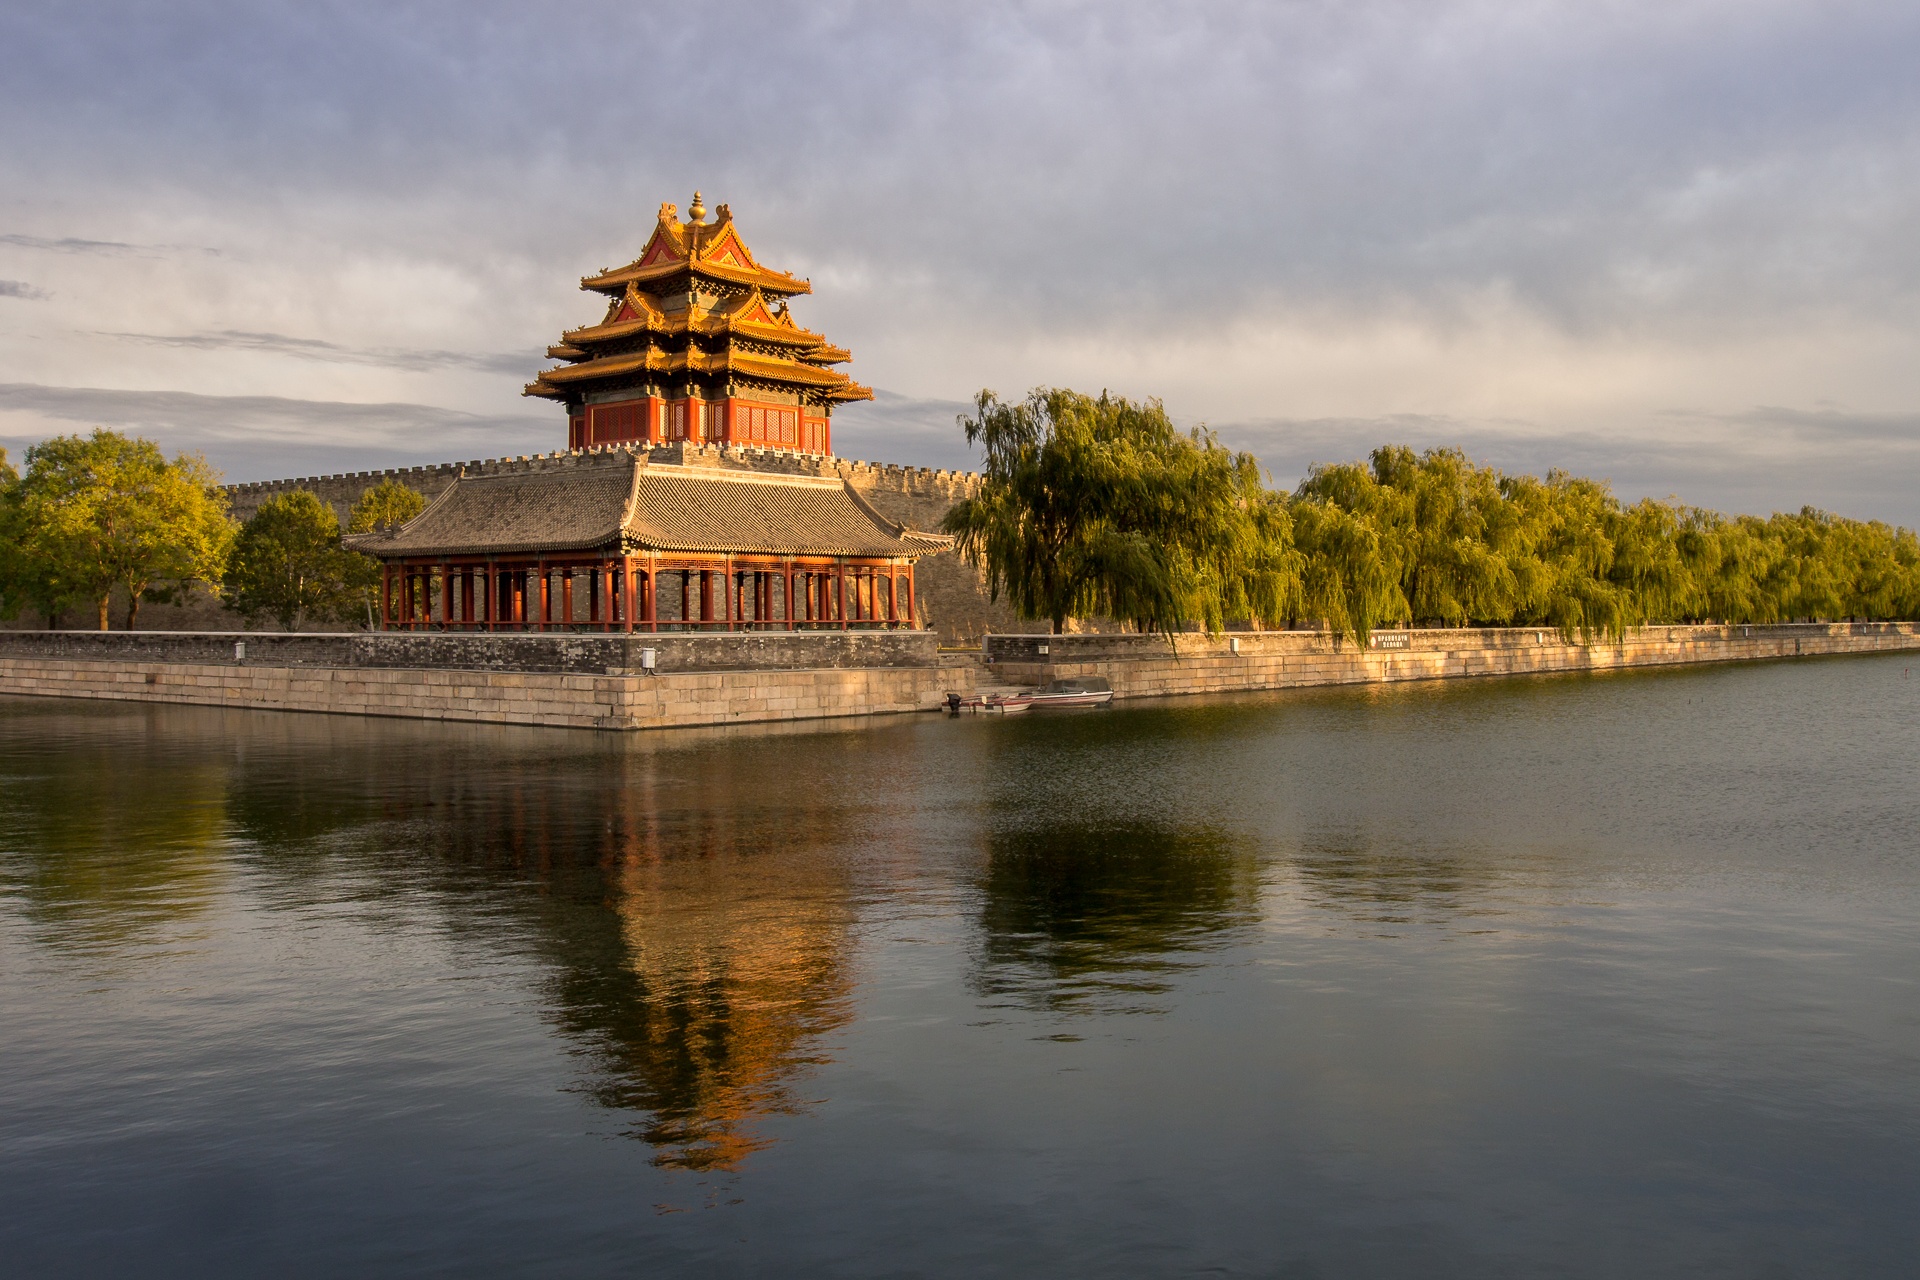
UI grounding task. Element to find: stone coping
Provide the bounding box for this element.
[985,622,1915,663]
[0,628,941,676]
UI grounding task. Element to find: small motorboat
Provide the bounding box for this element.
[947,691,1035,714]
[1025,676,1114,708]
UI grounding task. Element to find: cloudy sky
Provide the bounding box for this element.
[2,1,1917,522]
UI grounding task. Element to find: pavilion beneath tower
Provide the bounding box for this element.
[342,449,945,634]
[524,192,873,455]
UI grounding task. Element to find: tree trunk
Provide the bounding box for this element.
[126,592,141,631]
[98,595,111,631]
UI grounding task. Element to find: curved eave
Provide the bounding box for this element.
[561,313,826,351]
[628,535,930,559]
[581,259,811,297]
[528,349,869,390]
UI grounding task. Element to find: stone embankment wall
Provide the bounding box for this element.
[0,628,940,675]
[0,628,976,731]
[0,658,963,732]
[5,623,1911,735]
[984,622,1920,696]
[26,441,1019,643]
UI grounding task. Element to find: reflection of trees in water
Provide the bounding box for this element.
[1282,827,1531,932]
[0,706,227,953]
[972,823,1260,1014]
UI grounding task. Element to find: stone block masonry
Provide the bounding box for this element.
[0,628,976,732]
[5,622,1912,734]
[984,622,1920,697]
[0,628,942,676]
[0,657,970,732]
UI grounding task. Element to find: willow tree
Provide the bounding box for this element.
[1286,495,1401,645]
[940,388,1296,636]
[11,430,231,630]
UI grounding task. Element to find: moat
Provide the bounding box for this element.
[3,654,1916,1277]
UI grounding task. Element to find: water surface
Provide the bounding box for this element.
[3,655,1917,1277]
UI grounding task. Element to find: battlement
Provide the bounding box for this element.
[224,442,979,506]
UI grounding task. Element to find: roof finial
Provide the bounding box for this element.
[688,191,706,224]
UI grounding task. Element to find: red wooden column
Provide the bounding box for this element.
[907,565,917,629]
[887,569,898,627]
[561,570,574,627]
[837,561,847,630]
[784,563,795,630]
[643,561,657,632]
[537,561,550,632]
[621,556,634,633]
[699,570,713,625]
[441,563,453,631]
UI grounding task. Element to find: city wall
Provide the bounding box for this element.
[984,622,1920,695]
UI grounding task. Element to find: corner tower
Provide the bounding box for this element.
[525,193,874,454]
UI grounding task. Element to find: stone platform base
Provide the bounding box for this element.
[0,658,969,731]
[986,622,1920,697]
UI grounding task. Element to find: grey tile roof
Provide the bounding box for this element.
[343,451,949,561]
[343,453,635,558]
[625,467,943,557]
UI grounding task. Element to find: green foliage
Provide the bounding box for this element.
[948,391,1920,645]
[342,480,427,627]
[346,479,427,535]
[7,430,231,630]
[223,491,364,632]
[940,388,1297,637]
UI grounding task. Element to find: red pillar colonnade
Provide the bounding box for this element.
[375,553,920,632]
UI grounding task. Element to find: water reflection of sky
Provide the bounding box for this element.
[2,655,1918,1274]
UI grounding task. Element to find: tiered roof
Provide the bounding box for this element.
[524,194,872,408]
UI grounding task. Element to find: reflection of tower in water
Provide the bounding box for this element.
[595,842,856,1171]
[39,707,876,1178]
[527,754,862,1173]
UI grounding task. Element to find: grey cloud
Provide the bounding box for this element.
[0,280,50,300]
[1214,410,1920,528]
[100,330,530,376]
[830,390,981,472]
[3,3,1916,333]
[0,379,982,483]
[0,383,552,482]
[0,233,215,257]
